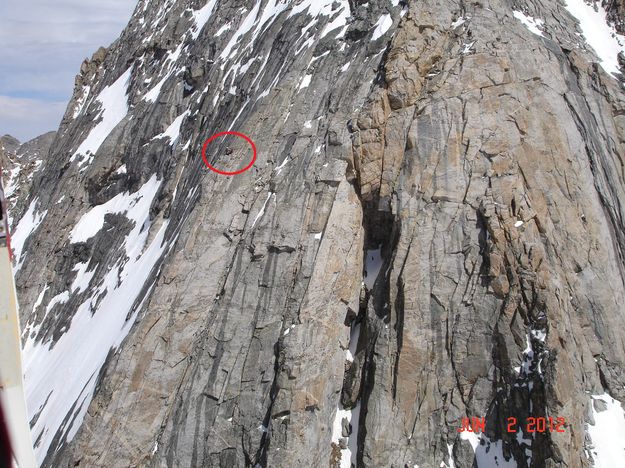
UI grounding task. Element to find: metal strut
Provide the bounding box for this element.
[0,168,37,467]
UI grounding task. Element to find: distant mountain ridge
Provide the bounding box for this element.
[1,132,55,228]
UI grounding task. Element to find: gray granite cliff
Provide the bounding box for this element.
[8,1,625,466]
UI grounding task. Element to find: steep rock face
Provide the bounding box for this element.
[350,2,625,467]
[11,0,625,467]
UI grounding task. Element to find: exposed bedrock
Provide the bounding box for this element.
[10,0,625,467]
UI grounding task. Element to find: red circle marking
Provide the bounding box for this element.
[201,131,257,176]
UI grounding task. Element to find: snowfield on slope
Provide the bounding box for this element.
[586,393,625,467]
[23,176,167,462]
[564,0,625,76]
[71,68,132,166]
[11,199,47,272]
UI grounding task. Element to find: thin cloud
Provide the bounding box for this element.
[0,0,138,141]
[0,96,66,143]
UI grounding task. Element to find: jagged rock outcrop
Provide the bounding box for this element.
[1,132,55,226]
[604,0,625,33]
[9,0,625,467]
[1,135,21,161]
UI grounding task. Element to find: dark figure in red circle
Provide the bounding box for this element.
[201,131,257,176]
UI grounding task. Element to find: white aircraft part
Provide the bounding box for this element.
[0,174,37,467]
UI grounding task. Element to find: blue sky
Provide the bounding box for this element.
[0,0,138,142]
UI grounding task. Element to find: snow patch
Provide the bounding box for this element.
[24,218,169,462]
[143,72,171,103]
[461,433,517,467]
[587,393,625,467]
[219,3,261,61]
[71,262,96,293]
[152,110,190,145]
[251,192,274,228]
[4,163,21,199]
[298,74,312,90]
[321,1,351,39]
[371,14,393,41]
[331,406,352,468]
[520,333,534,376]
[44,291,70,315]
[215,22,231,37]
[11,198,47,271]
[513,11,544,37]
[461,41,475,54]
[239,57,256,75]
[219,0,289,65]
[347,401,360,466]
[331,400,360,468]
[165,43,184,64]
[564,0,625,76]
[452,16,468,28]
[289,0,351,39]
[32,285,49,313]
[346,322,360,362]
[71,68,132,166]
[530,329,546,342]
[275,156,290,174]
[191,0,218,39]
[69,175,161,244]
[289,0,335,17]
[460,430,480,451]
[72,85,91,118]
[446,443,456,468]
